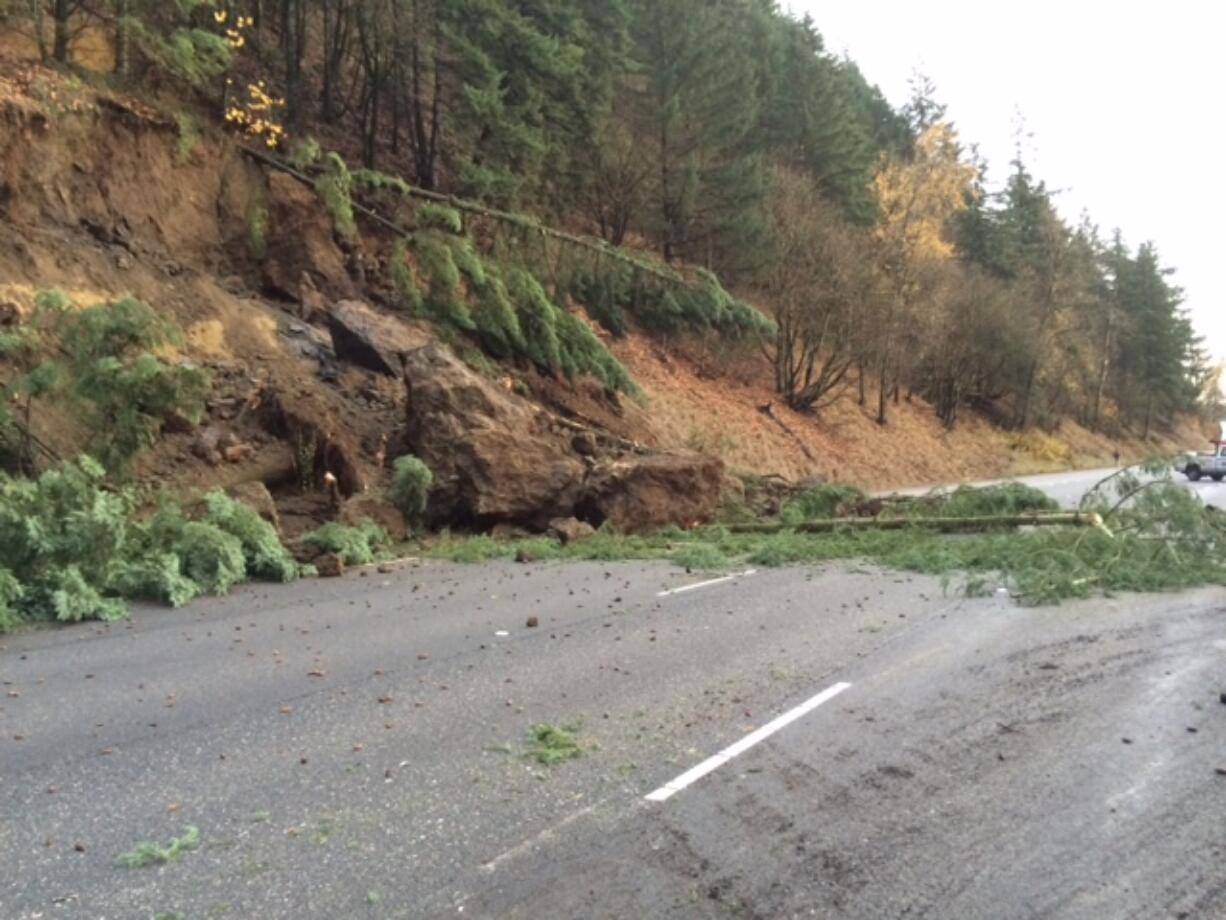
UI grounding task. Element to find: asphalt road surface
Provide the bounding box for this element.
[2,472,1224,919]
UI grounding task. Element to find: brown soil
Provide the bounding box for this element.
[604,332,1207,491]
[0,59,1209,524]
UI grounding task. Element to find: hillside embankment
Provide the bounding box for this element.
[0,63,1206,540]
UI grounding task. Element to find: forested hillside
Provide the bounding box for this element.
[1,0,1215,439]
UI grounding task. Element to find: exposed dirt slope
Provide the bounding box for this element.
[0,61,1207,516]
[605,328,1207,491]
[0,64,403,528]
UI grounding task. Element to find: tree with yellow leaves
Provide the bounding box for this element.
[870,122,977,425]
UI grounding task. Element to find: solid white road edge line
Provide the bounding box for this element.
[644,681,852,803]
[656,569,757,597]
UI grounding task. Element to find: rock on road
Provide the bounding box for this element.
[1,471,1224,919]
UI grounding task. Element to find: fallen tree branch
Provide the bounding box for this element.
[719,511,1112,536]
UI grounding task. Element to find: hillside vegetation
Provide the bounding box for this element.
[1,0,1217,438]
[0,3,1222,630]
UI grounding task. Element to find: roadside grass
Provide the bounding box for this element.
[116,826,200,868]
[420,478,1226,606]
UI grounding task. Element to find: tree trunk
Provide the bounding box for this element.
[113,0,130,76]
[281,0,306,128]
[1091,314,1114,429]
[27,0,48,62]
[52,0,71,62]
[723,511,1110,535]
[1017,357,1039,429]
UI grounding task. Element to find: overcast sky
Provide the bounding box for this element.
[785,0,1225,363]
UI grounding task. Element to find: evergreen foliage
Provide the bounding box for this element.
[26,0,1214,434]
[389,239,424,315]
[0,455,304,632]
[416,203,464,235]
[6,295,211,475]
[314,151,357,238]
[415,233,475,330]
[388,455,432,526]
[302,520,390,566]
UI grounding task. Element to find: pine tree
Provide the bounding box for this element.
[627,0,766,276]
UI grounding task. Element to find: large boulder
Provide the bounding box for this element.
[328,300,430,376]
[403,344,586,528]
[577,451,725,532]
[261,172,355,301]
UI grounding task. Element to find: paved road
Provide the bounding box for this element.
[2,473,1224,919]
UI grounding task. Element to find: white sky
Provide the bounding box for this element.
[786,0,1225,362]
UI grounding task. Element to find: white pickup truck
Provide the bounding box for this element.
[1177,441,1226,481]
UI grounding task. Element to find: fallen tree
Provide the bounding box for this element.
[720,511,1112,536]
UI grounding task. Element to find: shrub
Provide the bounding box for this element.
[0,568,23,632]
[302,520,391,565]
[10,295,210,475]
[388,455,432,525]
